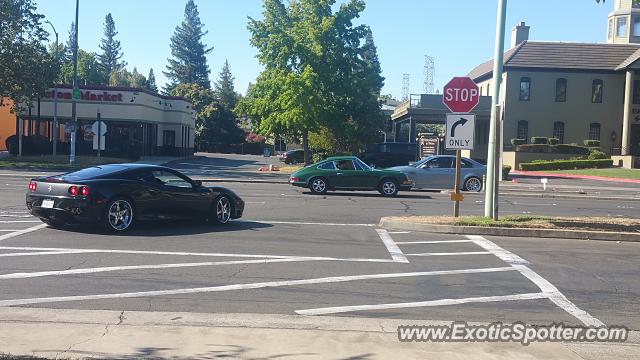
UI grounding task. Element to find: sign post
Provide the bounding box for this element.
[443,77,479,218]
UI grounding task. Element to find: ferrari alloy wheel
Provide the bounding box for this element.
[212,195,232,224]
[106,198,134,232]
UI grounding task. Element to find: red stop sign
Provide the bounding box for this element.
[442,77,480,113]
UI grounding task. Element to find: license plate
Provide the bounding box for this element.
[41,199,54,209]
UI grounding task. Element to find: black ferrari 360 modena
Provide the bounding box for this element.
[26,164,245,232]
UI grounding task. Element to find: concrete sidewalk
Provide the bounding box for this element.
[0,308,637,359]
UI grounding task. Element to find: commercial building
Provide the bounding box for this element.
[392,0,640,168]
[0,84,196,157]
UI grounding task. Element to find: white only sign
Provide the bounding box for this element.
[445,114,475,150]
[91,121,107,151]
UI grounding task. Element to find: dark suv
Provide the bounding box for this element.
[360,143,418,168]
[279,149,306,164]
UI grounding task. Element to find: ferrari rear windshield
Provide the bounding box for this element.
[62,165,128,180]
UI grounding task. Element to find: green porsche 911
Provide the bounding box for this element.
[289,156,413,196]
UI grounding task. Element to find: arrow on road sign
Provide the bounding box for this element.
[450,117,469,137]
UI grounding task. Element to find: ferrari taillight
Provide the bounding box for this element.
[79,186,89,196]
[28,181,37,192]
[68,186,78,196]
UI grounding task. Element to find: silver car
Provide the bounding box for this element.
[389,155,486,192]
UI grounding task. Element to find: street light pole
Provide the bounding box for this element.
[70,0,79,164]
[45,21,59,156]
[484,0,508,219]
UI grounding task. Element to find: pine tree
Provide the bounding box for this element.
[98,13,126,81]
[164,0,213,92]
[214,59,237,109]
[146,68,158,92]
[64,21,76,62]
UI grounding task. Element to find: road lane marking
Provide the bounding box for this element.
[466,235,530,265]
[375,229,409,263]
[0,230,23,232]
[0,245,396,263]
[512,264,605,327]
[395,240,474,245]
[0,220,41,224]
[405,251,491,257]
[0,251,91,257]
[387,231,411,234]
[295,292,547,316]
[0,258,318,279]
[0,224,47,242]
[0,267,516,307]
[467,235,605,327]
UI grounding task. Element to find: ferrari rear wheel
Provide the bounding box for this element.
[211,195,232,225]
[104,197,135,232]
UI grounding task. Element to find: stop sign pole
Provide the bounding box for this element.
[443,77,479,217]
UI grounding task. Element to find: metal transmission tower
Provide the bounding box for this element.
[401,74,410,101]
[423,55,435,94]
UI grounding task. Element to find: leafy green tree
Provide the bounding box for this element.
[64,21,75,62]
[214,59,238,109]
[128,67,147,88]
[0,0,55,112]
[56,49,104,85]
[98,13,126,81]
[172,83,243,148]
[164,0,213,92]
[237,0,384,163]
[108,67,131,86]
[146,68,158,92]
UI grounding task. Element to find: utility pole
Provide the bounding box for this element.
[45,21,59,156]
[484,0,507,219]
[70,0,79,164]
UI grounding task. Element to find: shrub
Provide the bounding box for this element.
[516,144,550,153]
[5,135,18,155]
[519,159,613,171]
[552,144,590,155]
[588,150,608,160]
[583,140,600,147]
[531,137,548,145]
[510,138,526,147]
[502,165,511,180]
[548,138,559,145]
[4,135,51,155]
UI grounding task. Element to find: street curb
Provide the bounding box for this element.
[464,191,640,202]
[379,217,640,242]
[512,171,640,184]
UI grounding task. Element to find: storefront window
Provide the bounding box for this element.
[163,130,176,147]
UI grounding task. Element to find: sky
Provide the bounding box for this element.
[35,0,613,99]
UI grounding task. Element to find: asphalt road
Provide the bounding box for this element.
[0,176,639,332]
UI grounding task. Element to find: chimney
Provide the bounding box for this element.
[511,21,530,48]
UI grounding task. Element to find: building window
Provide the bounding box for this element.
[609,18,614,39]
[517,120,529,142]
[519,77,531,101]
[163,130,175,147]
[589,123,601,141]
[555,78,567,102]
[553,122,565,144]
[617,16,628,37]
[634,16,640,36]
[634,80,640,105]
[592,79,603,103]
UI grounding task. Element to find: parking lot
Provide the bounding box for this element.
[1,175,639,331]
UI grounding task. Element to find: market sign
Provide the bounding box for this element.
[45,90,124,102]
